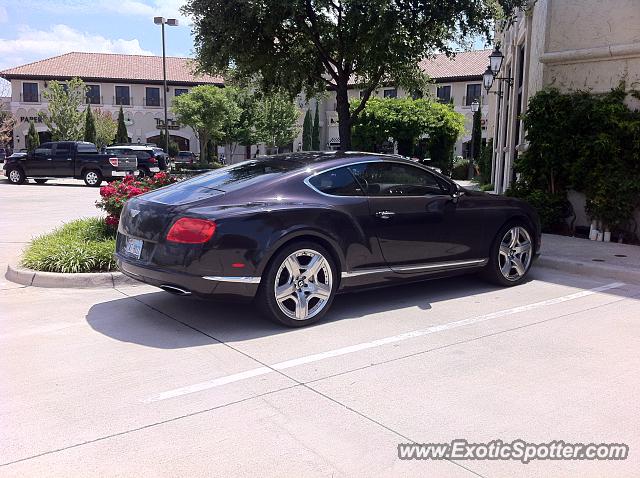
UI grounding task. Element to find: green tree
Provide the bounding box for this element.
[40,78,87,141]
[115,106,128,144]
[172,85,241,161]
[26,120,40,152]
[94,109,117,149]
[157,129,167,152]
[254,91,300,153]
[83,104,97,144]
[302,109,312,151]
[183,0,523,150]
[351,97,465,161]
[470,106,482,177]
[223,87,260,159]
[312,104,320,150]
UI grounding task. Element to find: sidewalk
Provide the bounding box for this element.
[538,233,640,284]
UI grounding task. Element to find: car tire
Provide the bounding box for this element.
[34,178,48,184]
[481,221,534,287]
[83,169,102,187]
[7,168,26,184]
[256,241,338,327]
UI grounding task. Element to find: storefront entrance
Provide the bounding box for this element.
[147,134,190,152]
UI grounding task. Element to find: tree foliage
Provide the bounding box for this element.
[115,107,128,144]
[254,90,300,151]
[302,109,312,150]
[40,78,87,141]
[94,109,117,149]
[0,110,16,148]
[171,85,241,161]
[351,97,465,172]
[27,120,40,152]
[83,105,97,144]
[183,0,524,149]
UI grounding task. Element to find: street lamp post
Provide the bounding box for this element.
[154,17,178,156]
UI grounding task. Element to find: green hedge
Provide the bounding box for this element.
[21,218,116,273]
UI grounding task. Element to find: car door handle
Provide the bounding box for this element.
[375,211,396,219]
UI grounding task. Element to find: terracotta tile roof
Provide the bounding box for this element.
[0,52,224,85]
[419,49,490,81]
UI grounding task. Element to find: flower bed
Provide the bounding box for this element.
[96,172,176,227]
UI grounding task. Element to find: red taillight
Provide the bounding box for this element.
[149,157,158,164]
[109,157,119,167]
[167,218,216,244]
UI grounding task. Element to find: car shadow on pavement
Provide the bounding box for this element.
[86,275,506,348]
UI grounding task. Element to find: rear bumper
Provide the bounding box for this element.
[115,254,260,301]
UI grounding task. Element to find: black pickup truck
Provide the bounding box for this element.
[2,141,137,187]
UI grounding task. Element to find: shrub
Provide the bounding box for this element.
[96,172,177,227]
[480,183,494,192]
[21,218,116,273]
[173,161,224,171]
[451,158,469,180]
[506,182,568,232]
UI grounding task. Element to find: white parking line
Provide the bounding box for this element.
[144,282,625,403]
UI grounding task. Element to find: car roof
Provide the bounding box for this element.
[107,145,153,150]
[255,151,404,165]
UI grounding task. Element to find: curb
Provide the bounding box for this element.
[5,264,138,289]
[537,256,640,284]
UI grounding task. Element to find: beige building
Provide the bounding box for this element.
[490,0,640,195]
[0,52,223,153]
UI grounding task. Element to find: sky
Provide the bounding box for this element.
[0,0,195,91]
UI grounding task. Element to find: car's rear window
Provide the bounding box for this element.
[145,159,305,205]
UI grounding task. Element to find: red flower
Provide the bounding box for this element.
[105,215,119,227]
[100,185,117,198]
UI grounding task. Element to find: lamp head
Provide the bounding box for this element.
[489,46,504,75]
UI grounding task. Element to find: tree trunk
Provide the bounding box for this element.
[335,81,352,150]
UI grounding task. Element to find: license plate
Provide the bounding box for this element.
[124,237,143,259]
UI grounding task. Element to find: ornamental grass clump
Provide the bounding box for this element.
[96,172,177,228]
[21,218,117,273]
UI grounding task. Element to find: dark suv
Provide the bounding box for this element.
[106,145,168,177]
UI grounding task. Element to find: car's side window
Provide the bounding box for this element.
[53,143,71,158]
[349,162,446,197]
[308,167,364,196]
[33,143,53,159]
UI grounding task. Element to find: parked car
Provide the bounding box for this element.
[116,152,541,327]
[0,147,7,163]
[175,151,198,164]
[106,145,168,177]
[2,141,137,186]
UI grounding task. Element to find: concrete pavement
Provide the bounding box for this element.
[2,178,640,477]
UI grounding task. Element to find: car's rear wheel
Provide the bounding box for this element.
[257,242,337,327]
[83,169,102,187]
[34,178,48,184]
[482,222,534,286]
[7,168,26,184]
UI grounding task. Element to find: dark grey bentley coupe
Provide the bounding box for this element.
[115,152,540,327]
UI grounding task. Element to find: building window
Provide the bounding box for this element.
[465,83,481,106]
[86,85,101,104]
[145,87,161,107]
[174,88,188,96]
[22,82,39,102]
[383,88,397,98]
[436,85,451,103]
[115,86,130,106]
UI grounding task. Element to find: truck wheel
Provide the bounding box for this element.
[7,168,26,184]
[34,179,48,184]
[83,169,102,187]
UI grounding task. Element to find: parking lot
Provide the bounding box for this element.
[2,179,640,477]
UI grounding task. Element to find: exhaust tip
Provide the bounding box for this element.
[160,285,192,296]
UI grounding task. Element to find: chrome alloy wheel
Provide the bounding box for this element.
[274,249,333,321]
[8,170,22,183]
[498,226,533,281]
[85,171,99,185]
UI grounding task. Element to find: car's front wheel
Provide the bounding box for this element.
[482,222,534,286]
[257,242,337,327]
[7,168,26,184]
[83,169,102,187]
